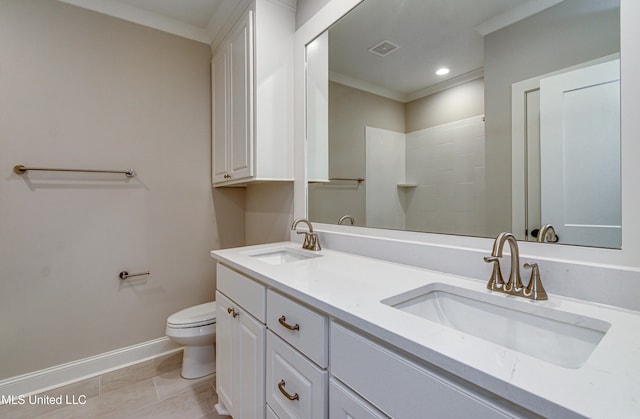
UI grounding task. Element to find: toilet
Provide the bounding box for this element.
[165,301,217,379]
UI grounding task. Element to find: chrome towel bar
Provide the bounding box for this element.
[14,164,135,178]
[119,271,150,280]
[329,177,365,183]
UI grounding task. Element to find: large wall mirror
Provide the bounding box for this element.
[305,0,621,249]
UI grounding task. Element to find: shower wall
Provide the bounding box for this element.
[363,116,486,236]
[405,116,487,236]
[310,79,484,231]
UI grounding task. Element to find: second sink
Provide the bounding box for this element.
[382,283,610,369]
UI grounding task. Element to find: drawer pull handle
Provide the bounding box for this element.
[278,379,299,401]
[227,307,239,318]
[278,315,300,331]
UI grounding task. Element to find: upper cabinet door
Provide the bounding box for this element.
[228,10,254,180]
[211,1,293,187]
[212,47,229,184]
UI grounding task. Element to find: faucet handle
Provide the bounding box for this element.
[523,263,548,300]
[301,232,312,249]
[308,233,322,251]
[483,256,504,291]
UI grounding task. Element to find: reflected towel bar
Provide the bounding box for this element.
[14,164,136,178]
[329,177,365,183]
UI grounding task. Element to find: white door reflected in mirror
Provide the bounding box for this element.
[539,59,621,248]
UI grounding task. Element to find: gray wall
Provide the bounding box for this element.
[406,78,485,133]
[246,183,294,245]
[0,0,245,380]
[483,0,620,235]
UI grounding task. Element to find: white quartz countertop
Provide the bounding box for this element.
[210,242,640,418]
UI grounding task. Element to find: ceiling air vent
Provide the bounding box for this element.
[367,40,400,57]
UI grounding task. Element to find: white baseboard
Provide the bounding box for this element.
[0,337,181,399]
[215,402,230,416]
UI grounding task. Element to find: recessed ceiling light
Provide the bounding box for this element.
[436,67,450,76]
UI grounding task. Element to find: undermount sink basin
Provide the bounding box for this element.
[245,247,321,265]
[382,283,610,369]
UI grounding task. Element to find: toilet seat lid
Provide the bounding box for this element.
[167,301,217,328]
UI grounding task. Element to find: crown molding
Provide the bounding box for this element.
[330,67,484,104]
[475,0,564,36]
[57,0,213,43]
[405,68,484,102]
[329,71,406,102]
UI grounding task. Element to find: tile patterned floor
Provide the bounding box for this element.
[0,351,231,419]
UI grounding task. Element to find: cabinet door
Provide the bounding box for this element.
[267,404,280,419]
[228,10,254,180]
[211,48,229,184]
[329,378,388,419]
[217,290,266,419]
[236,304,266,419]
[215,291,234,413]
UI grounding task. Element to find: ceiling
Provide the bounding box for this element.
[328,0,567,102]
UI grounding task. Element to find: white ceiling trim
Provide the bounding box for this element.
[330,67,484,104]
[329,71,407,102]
[475,0,565,36]
[405,68,484,102]
[57,0,213,43]
[206,0,296,50]
[207,0,251,50]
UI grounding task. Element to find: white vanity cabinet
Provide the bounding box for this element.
[215,264,266,419]
[329,322,532,419]
[214,266,522,419]
[211,0,295,186]
[265,289,329,418]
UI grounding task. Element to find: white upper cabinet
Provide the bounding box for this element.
[212,0,295,186]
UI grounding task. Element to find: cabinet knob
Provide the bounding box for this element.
[223,173,231,179]
[278,315,300,331]
[277,379,299,401]
[227,307,239,318]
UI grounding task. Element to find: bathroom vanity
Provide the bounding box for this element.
[211,242,640,418]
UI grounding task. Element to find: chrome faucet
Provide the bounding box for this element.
[483,232,547,300]
[291,218,321,251]
[537,224,559,243]
[338,215,355,225]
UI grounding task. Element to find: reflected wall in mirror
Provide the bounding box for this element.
[306,0,621,248]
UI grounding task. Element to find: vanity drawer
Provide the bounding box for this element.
[267,289,328,367]
[330,322,516,419]
[217,263,266,322]
[266,331,328,419]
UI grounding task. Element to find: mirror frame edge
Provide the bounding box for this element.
[293,0,640,270]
